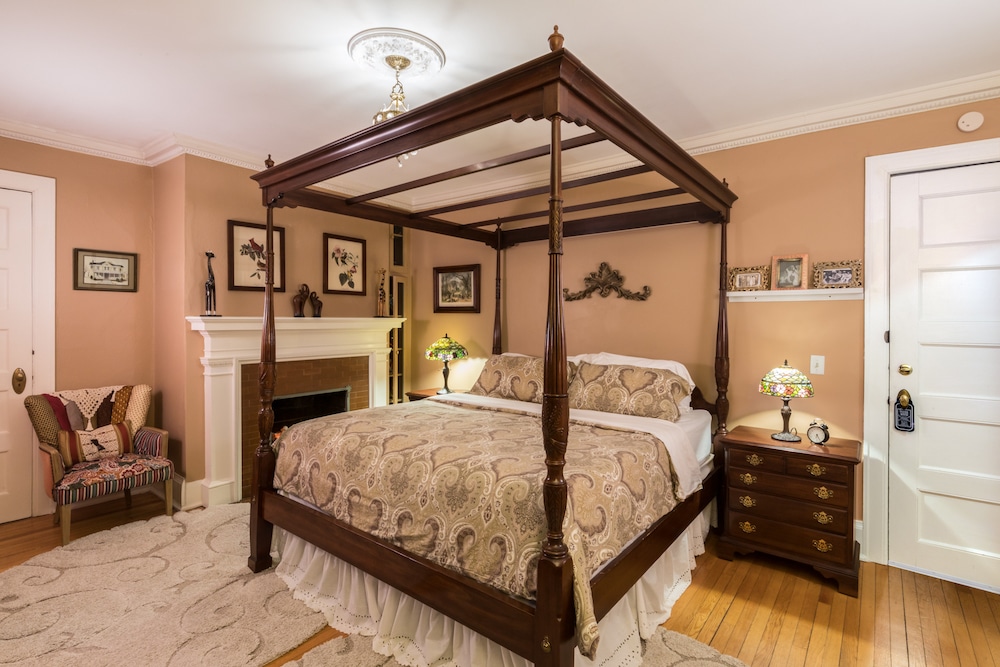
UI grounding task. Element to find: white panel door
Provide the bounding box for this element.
[0,188,34,523]
[888,162,1000,591]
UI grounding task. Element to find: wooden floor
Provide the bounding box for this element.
[3,495,998,666]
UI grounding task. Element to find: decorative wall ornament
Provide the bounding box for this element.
[204,251,218,315]
[562,262,651,302]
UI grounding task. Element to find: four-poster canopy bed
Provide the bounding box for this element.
[247,28,737,667]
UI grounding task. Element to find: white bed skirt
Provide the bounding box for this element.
[273,506,709,667]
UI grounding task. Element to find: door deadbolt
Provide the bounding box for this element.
[11,368,26,394]
[898,364,913,375]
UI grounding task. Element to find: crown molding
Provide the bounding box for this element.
[681,69,1000,156]
[2,70,998,207]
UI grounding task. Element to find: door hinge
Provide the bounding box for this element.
[884,330,890,343]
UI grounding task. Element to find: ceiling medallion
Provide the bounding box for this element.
[347,28,445,165]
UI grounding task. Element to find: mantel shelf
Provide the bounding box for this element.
[727,288,863,303]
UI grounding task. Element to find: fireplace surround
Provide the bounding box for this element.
[188,316,403,506]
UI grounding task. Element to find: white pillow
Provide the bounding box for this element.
[577,352,696,411]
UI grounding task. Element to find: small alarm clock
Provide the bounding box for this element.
[807,419,830,445]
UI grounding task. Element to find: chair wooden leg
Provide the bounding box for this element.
[165,479,174,516]
[59,505,71,546]
[124,488,132,508]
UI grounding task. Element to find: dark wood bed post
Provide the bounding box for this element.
[492,224,503,355]
[534,107,575,667]
[714,212,731,437]
[248,198,279,572]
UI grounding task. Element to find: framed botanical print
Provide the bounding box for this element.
[324,233,366,295]
[228,220,285,291]
[433,264,480,313]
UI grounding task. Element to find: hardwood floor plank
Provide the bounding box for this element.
[769,576,810,666]
[786,576,822,667]
[886,566,909,666]
[819,591,847,666]
[941,579,980,666]
[734,560,786,665]
[715,557,767,659]
[956,583,997,667]
[913,570,943,667]
[971,587,1000,666]
[928,577,962,666]
[802,585,834,667]
[899,568,925,667]
[696,557,751,647]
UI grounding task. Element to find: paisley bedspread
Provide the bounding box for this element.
[272,396,687,657]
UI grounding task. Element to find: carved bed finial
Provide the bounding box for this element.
[548,26,564,52]
[264,154,274,168]
[562,262,651,301]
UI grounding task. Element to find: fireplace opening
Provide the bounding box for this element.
[272,386,350,431]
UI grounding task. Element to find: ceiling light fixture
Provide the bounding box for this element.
[348,28,445,166]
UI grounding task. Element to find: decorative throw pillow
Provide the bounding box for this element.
[567,361,690,421]
[469,354,546,403]
[57,422,133,465]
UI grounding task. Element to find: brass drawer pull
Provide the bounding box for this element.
[813,539,834,553]
[814,486,834,500]
[739,521,756,534]
[746,453,765,467]
[739,473,757,486]
[813,511,834,525]
[739,495,757,508]
[807,463,826,477]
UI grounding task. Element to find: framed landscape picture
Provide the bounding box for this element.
[228,220,285,291]
[73,249,138,292]
[433,264,480,313]
[324,233,366,295]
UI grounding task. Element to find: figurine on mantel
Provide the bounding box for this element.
[376,268,387,317]
[292,284,309,317]
[310,290,323,317]
[204,251,219,316]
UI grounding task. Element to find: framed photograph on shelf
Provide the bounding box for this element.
[73,249,138,292]
[728,265,771,291]
[813,260,863,288]
[324,233,367,295]
[228,220,285,291]
[433,264,480,313]
[771,254,809,290]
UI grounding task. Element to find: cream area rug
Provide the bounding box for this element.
[0,503,326,666]
[290,628,749,666]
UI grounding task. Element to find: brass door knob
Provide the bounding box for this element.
[11,368,26,395]
[898,364,913,375]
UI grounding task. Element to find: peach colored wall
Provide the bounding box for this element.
[410,99,1000,445]
[0,137,157,391]
[178,156,392,486]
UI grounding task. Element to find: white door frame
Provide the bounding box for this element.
[0,169,56,516]
[863,138,1000,564]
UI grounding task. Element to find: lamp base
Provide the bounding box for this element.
[437,388,451,395]
[771,431,802,442]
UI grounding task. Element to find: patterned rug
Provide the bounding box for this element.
[289,627,749,666]
[0,503,326,666]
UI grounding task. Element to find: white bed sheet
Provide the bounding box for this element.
[272,396,715,667]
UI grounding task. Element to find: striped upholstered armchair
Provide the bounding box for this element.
[23,384,173,545]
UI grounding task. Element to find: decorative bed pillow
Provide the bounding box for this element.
[57,422,133,465]
[579,352,696,412]
[567,361,690,422]
[469,354,547,403]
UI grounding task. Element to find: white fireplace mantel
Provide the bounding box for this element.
[187,316,404,507]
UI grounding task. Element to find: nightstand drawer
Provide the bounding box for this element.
[726,511,853,566]
[727,490,850,534]
[727,447,784,473]
[727,468,849,508]
[785,457,851,484]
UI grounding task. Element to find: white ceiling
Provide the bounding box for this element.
[2,0,999,173]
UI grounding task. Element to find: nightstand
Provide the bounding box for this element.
[405,388,442,401]
[716,425,861,596]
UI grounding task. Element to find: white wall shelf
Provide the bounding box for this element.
[727,288,863,303]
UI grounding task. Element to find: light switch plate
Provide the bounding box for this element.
[810,355,825,375]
